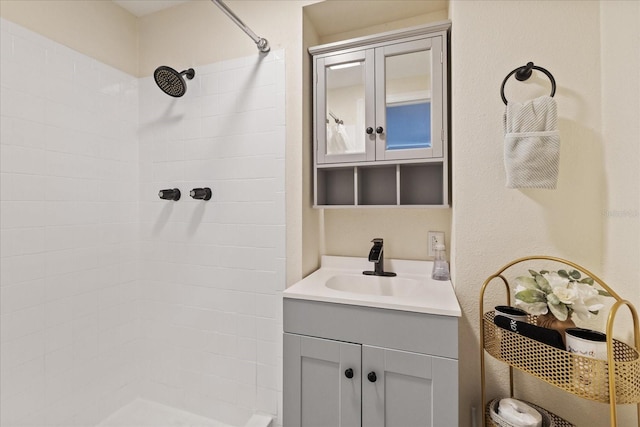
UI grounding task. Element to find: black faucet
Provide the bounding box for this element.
[363,238,396,277]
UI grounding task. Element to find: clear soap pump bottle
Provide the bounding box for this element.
[431,243,450,281]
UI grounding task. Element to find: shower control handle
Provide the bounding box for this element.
[366,127,374,135]
[367,372,377,382]
[190,187,212,201]
[158,188,181,201]
[344,368,354,379]
[376,126,384,134]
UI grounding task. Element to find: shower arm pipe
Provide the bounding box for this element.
[210,0,270,53]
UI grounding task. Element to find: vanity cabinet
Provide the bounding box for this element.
[310,21,451,207]
[283,298,459,426]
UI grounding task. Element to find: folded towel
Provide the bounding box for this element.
[504,95,560,189]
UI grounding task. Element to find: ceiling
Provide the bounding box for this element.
[113,0,192,17]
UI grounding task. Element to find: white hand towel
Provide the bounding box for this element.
[504,95,560,189]
[336,123,352,152]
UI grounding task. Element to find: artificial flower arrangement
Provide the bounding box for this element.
[514,269,611,322]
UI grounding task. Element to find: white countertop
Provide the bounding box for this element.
[283,256,462,317]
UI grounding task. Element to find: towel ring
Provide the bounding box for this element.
[500,62,556,105]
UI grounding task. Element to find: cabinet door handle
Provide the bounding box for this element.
[366,127,374,135]
[344,368,354,379]
[367,372,377,382]
[376,126,384,134]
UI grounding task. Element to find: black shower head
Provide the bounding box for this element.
[153,66,195,97]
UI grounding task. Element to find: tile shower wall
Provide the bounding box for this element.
[0,18,140,426]
[138,53,285,426]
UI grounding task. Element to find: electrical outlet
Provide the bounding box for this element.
[427,231,445,256]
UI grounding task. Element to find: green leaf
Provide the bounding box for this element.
[528,269,540,277]
[579,277,594,285]
[515,276,540,290]
[569,270,581,280]
[548,302,569,321]
[515,288,546,303]
[535,274,552,293]
[546,293,560,305]
[598,290,612,297]
[540,270,549,275]
[558,270,569,278]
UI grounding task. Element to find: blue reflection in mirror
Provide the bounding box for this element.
[386,101,431,150]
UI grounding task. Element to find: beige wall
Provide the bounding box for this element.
[450,1,639,425]
[600,1,640,320]
[0,0,138,76]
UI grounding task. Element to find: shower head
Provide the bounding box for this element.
[153,66,195,97]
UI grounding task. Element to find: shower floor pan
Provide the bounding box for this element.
[97,399,272,427]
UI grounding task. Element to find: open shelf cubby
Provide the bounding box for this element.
[314,161,447,207]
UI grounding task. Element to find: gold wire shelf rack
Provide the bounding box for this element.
[480,256,640,427]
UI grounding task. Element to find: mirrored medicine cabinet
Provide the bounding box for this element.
[310,21,451,207]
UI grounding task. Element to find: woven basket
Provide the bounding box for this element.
[484,311,640,403]
[489,398,552,427]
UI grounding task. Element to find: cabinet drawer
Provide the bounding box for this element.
[284,298,458,359]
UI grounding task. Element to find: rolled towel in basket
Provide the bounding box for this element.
[498,398,543,427]
[503,95,560,189]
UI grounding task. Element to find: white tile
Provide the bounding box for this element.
[44,296,74,327]
[0,174,47,202]
[44,321,73,353]
[0,226,44,257]
[0,356,44,399]
[0,278,45,314]
[0,253,47,287]
[0,331,45,374]
[1,305,45,343]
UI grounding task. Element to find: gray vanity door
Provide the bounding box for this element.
[283,333,361,427]
[362,345,458,427]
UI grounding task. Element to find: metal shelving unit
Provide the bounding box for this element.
[479,256,640,427]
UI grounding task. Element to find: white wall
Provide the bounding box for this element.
[0,18,140,426]
[450,1,639,426]
[137,52,286,426]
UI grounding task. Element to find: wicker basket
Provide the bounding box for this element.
[488,398,553,427]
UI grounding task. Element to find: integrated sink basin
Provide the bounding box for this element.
[325,274,421,297]
[283,256,461,316]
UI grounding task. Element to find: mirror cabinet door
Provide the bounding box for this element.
[375,37,443,160]
[316,50,375,164]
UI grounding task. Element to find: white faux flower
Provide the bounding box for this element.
[551,286,577,305]
[514,269,610,322]
[516,301,549,316]
[543,272,570,288]
[571,282,605,320]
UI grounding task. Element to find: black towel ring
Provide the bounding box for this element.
[500,62,556,105]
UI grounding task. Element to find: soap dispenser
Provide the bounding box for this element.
[431,243,450,281]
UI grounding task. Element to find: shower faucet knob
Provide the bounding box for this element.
[190,187,212,201]
[158,188,181,201]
